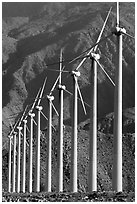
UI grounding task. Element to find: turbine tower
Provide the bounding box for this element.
[70,69,87,192]
[8,135,12,192]
[26,88,41,193]
[21,118,27,193]
[10,118,20,192]
[16,126,22,193]
[112,2,128,192]
[7,120,14,193]
[72,7,113,192]
[70,71,79,192]
[35,77,47,192]
[112,2,134,192]
[12,131,17,192]
[46,94,54,192]
[57,49,66,192]
[45,61,65,192]
[16,106,28,193]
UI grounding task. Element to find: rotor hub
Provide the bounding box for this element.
[17,126,23,130]
[113,26,126,35]
[29,112,35,117]
[58,84,66,90]
[90,53,100,60]
[72,70,81,77]
[23,119,27,124]
[36,105,43,111]
[47,95,54,101]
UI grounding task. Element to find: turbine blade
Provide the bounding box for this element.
[75,32,113,71]
[11,139,13,145]
[32,118,37,126]
[8,119,14,130]
[59,49,63,85]
[96,59,115,86]
[31,88,41,111]
[18,105,28,127]
[9,118,20,136]
[41,111,48,121]
[52,124,56,131]
[26,125,30,133]
[74,76,87,115]
[24,114,28,120]
[123,32,135,39]
[68,52,87,64]
[24,89,41,120]
[49,77,59,95]
[26,141,29,147]
[64,88,91,108]
[117,2,119,26]
[73,8,112,72]
[94,7,112,52]
[64,88,73,96]
[41,111,56,130]
[37,77,47,106]
[51,101,59,116]
[46,68,69,73]
[49,65,65,95]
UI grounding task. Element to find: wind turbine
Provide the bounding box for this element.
[20,104,33,193]
[112,2,134,192]
[23,88,41,193]
[45,94,54,192]
[8,134,12,193]
[7,119,14,193]
[71,7,114,192]
[70,69,87,193]
[16,105,28,193]
[57,49,66,192]
[12,131,17,192]
[45,51,87,192]
[45,61,66,192]
[8,117,20,192]
[21,118,27,193]
[45,51,76,192]
[35,76,47,192]
[45,94,59,192]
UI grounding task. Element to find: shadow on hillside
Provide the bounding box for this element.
[3,11,99,107]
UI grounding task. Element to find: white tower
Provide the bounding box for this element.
[28,112,35,193]
[35,105,43,192]
[16,126,23,193]
[8,136,12,192]
[21,119,27,193]
[89,53,100,192]
[12,132,17,192]
[70,70,80,193]
[46,95,54,192]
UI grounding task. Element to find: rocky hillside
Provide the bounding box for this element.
[2,108,135,193]
[2,2,135,194]
[2,191,135,202]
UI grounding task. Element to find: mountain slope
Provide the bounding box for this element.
[2,2,135,193]
[2,2,135,138]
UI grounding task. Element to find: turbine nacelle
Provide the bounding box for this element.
[90,53,100,60]
[113,26,126,35]
[58,84,66,91]
[17,126,23,131]
[36,106,43,111]
[71,71,81,77]
[47,95,54,101]
[23,119,27,124]
[29,112,35,117]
